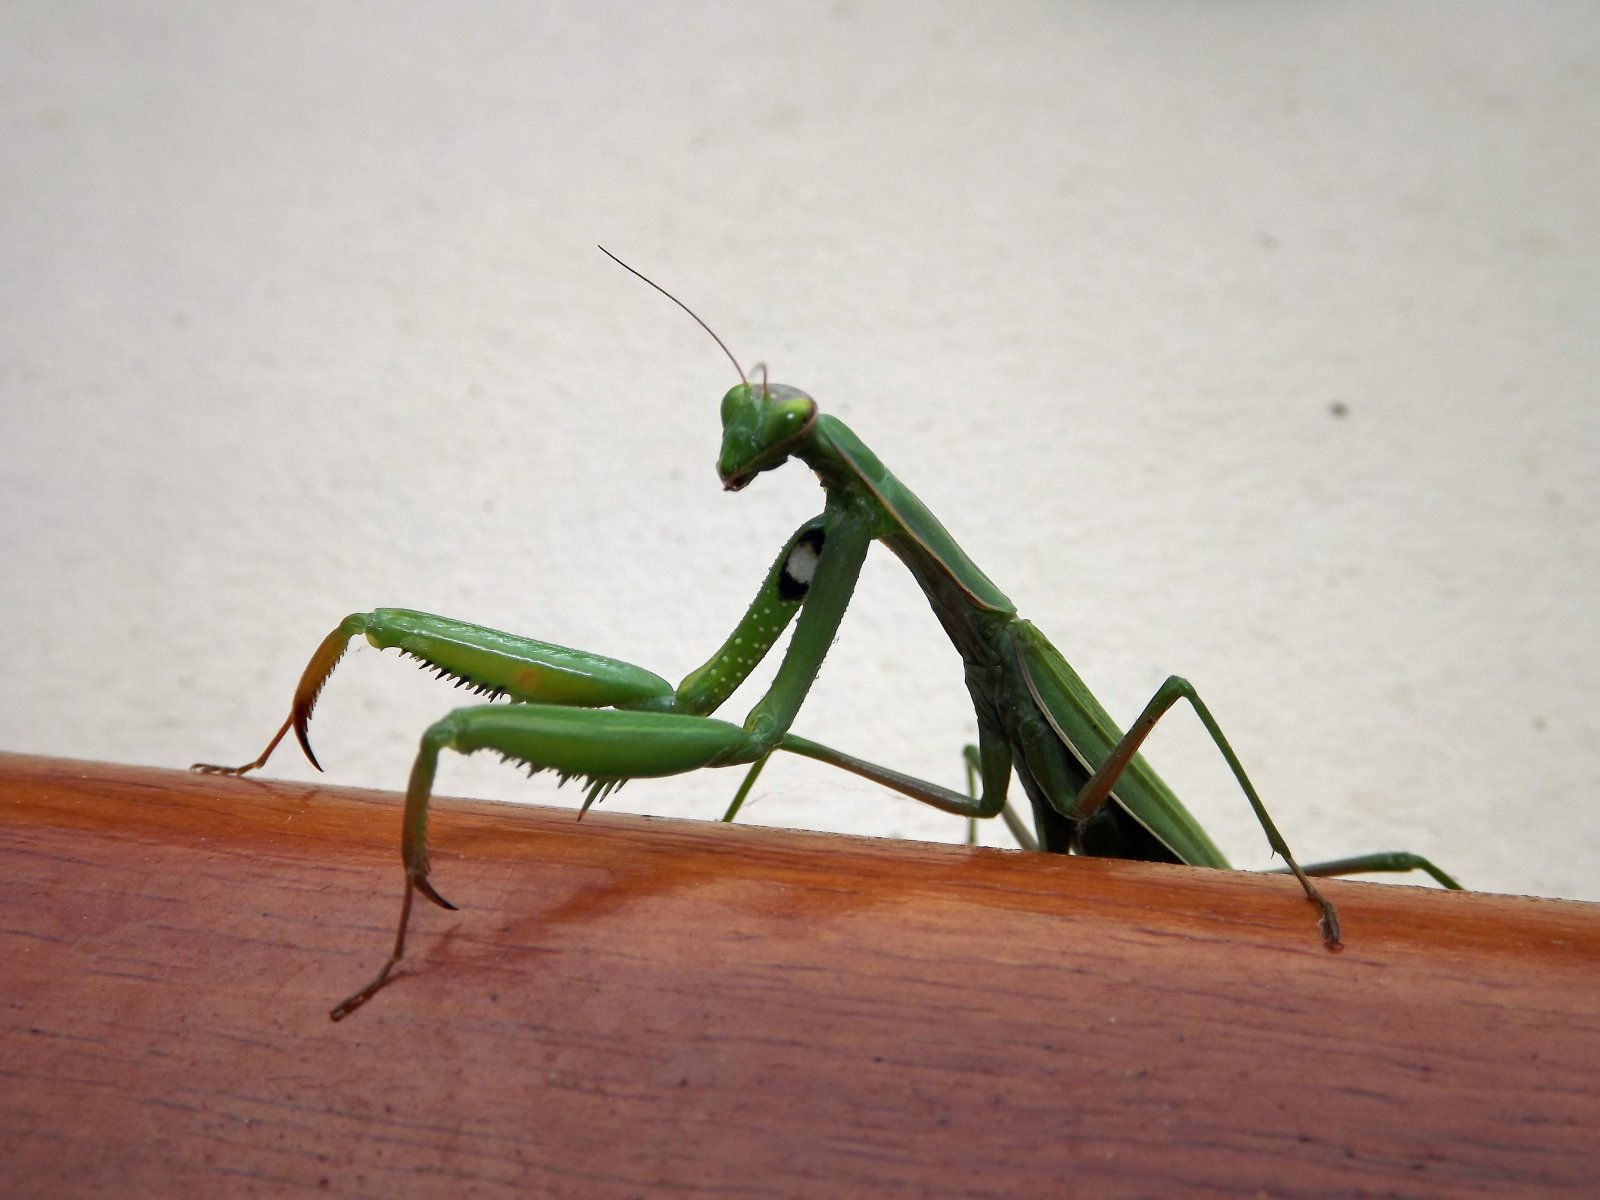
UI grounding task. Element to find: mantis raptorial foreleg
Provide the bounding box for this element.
[329,701,769,1019]
[329,513,874,1018]
[201,508,876,1018]
[192,610,686,777]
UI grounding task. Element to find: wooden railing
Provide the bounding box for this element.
[3,752,1596,1197]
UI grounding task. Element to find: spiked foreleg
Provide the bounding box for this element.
[330,702,765,1020]
[193,609,679,777]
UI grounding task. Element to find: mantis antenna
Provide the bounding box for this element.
[597,245,748,387]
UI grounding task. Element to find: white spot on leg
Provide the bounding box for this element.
[785,541,820,588]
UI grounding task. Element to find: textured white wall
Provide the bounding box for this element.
[2,3,1595,903]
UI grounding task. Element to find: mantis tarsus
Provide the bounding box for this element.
[194,248,1461,1021]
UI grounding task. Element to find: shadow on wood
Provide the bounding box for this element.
[3,752,1596,1197]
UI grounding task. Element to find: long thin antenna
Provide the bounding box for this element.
[597,246,747,386]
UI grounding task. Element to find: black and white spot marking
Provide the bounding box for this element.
[778,528,825,601]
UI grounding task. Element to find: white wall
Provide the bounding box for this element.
[3,3,1595,902]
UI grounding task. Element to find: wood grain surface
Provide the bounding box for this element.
[3,752,1596,1198]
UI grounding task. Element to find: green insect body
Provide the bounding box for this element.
[195,252,1460,1020]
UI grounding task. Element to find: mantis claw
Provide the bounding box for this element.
[287,616,369,771]
[413,876,457,912]
[191,615,365,777]
[291,704,324,772]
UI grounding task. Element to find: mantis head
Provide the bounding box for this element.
[594,247,818,490]
[717,381,818,491]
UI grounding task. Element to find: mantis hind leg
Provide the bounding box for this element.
[1276,852,1462,890]
[1072,675,1344,950]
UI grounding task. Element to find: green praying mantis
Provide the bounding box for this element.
[195,249,1461,1020]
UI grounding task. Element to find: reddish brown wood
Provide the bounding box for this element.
[2,751,1596,1197]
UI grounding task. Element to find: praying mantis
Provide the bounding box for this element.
[194,249,1461,1020]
